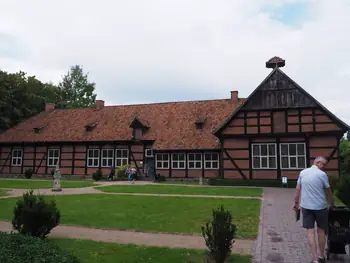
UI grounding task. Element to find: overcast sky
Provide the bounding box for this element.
[0,0,349,126]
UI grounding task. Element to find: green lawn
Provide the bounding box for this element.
[0,179,94,189]
[0,194,260,239]
[0,189,7,196]
[98,184,263,197]
[52,238,251,263]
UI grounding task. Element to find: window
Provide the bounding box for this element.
[48,149,60,167]
[188,153,202,169]
[12,149,23,166]
[252,143,277,169]
[204,152,219,169]
[115,149,128,167]
[87,149,100,167]
[156,153,169,169]
[172,153,186,169]
[145,149,153,157]
[102,149,114,167]
[280,143,306,169]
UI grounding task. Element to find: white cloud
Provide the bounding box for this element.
[0,0,349,126]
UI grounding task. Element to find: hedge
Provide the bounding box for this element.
[207,178,297,188]
[0,232,79,263]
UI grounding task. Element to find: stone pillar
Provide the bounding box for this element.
[52,164,62,192]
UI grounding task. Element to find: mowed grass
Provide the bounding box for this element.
[0,189,7,196]
[0,179,94,189]
[52,238,252,263]
[98,184,263,197]
[0,194,261,239]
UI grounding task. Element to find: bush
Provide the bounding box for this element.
[0,232,79,263]
[12,190,61,239]
[24,168,33,179]
[207,178,297,188]
[201,205,236,263]
[336,173,350,206]
[154,173,166,182]
[92,169,103,181]
[328,173,340,192]
[117,164,132,179]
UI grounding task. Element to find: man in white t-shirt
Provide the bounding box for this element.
[293,156,335,263]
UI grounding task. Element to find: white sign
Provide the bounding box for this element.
[282,176,288,184]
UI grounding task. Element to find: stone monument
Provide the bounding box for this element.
[52,163,62,192]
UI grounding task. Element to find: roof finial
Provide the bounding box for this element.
[266,56,285,69]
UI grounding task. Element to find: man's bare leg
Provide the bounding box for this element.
[307,228,319,261]
[317,227,326,259]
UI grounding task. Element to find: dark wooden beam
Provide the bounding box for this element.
[312,108,316,132]
[248,138,252,179]
[98,145,102,169]
[244,112,247,134]
[223,149,247,179]
[84,145,88,175]
[305,135,311,168]
[257,112,261,134]
[33,145,36,173]
[201,151,205,178]
[21,148,24,174]
[169,153,172,178]
[285,110,289,133]
[219,139,224,179]
[276,137,281,179]
[298,109,302,133]
[185,153,188,178]
[35,152,47,174]
[72,144,76,175]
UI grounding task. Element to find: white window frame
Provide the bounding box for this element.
[204,152,219,169]
[171,153,186,169]
[155,153,169,169]
[187,153,202,169]
[87,149,100,168]
[145,149,154,157]
[115,149,128,167]
[101,149,114,167]
[252,143,277,169]
[280,143,307,170]
[47,149,60,167]
[12,149,23,167]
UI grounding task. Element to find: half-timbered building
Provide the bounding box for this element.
[0,57,349,180]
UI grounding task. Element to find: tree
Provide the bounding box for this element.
[58,65,97,108]
[0,70,63,132]
[340,137,350,174]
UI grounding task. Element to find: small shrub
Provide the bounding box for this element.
[107,167,116,181]
[201,205,236,263]
[328,173,340,192]
[24,168,33,179]
[12,190,61,239]
[336,173,350,206]
[0,232,79,263]
[154,174,166,182]
[92,168,103,181]
[117,164,132,179]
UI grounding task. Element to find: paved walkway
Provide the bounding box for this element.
[0,185,261,200]
[0,220,253,255]
[253,188,349,263]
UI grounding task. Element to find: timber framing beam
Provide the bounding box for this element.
[223,149,247,179]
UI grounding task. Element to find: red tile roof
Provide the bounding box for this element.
[0,98,245,150]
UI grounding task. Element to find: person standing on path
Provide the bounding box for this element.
[293,156,335,263]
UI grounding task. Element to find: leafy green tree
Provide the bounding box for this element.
[58,65,97,108]
[340,137,350,174]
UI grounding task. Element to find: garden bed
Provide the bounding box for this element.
[208,178,297,188]
[0,194,261,239]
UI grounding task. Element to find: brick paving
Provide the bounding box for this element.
[253,188,350,263]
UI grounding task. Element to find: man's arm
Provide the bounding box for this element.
[293,183,301,210]
[323,173,335,207]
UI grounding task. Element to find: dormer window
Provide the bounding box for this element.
[195,118,206,129]
[32,124,48,133]
[129,116,149,140]
[85,122,98,132]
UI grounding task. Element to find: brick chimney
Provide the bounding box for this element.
[95,100,105,110]
[45,103,55,112]
[230,91,238,101]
